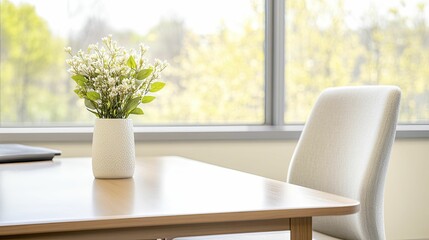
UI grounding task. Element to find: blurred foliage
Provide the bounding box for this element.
[139,1,265,125]
[0,0,428,126]
[285,0,429,123]
[1,0,68,125]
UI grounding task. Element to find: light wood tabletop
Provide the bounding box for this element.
[0,156,359,240]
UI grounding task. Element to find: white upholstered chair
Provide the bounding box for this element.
[174,86,401,240]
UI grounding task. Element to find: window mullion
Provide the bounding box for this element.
[265,0,285,126]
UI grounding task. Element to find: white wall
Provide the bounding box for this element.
[31,139,429,239]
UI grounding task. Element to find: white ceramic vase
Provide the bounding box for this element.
[92,119,135,179]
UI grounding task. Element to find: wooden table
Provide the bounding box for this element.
[0,157,359,240]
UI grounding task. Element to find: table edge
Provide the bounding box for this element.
[0,204,359,236]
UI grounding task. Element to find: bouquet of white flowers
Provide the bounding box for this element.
[65,35,167,118]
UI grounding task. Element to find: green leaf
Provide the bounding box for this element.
[142,96,156,104]
[74,89,83,98]
[130,107,144,115]
[84,98,96,110]
[149,82,166,92]
[134,79,143,87]
[86,91,100,101]
[124,97,141,113]
[86,108,99,117]
[135,68,153,80]
[127,56,137,69]
[72,74,86,82]
[72,75,87,86]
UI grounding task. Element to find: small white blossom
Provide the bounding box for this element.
[139,43,149,54]
[64,47,72,54]
[109,87,118,98]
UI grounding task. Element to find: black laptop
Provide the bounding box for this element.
[0,144,61,163]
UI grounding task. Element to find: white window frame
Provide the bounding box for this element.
[0,0,428,143]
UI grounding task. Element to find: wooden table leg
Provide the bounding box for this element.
[290,217,312,240]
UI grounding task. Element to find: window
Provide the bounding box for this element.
[0,0,265,126]
[1,0,428,138]
[285,0,429,124]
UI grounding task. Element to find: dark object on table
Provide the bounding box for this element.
[0,144,61,163]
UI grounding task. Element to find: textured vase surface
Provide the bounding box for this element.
[92,119,135,179]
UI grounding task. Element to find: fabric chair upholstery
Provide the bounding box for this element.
[175,86,401,240]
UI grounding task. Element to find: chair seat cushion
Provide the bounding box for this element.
[174,230,340,240]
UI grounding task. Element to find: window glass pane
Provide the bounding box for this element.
[285,0,429,124]
[0,0,265,126]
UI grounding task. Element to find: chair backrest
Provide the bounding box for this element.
[287,86,401,240]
